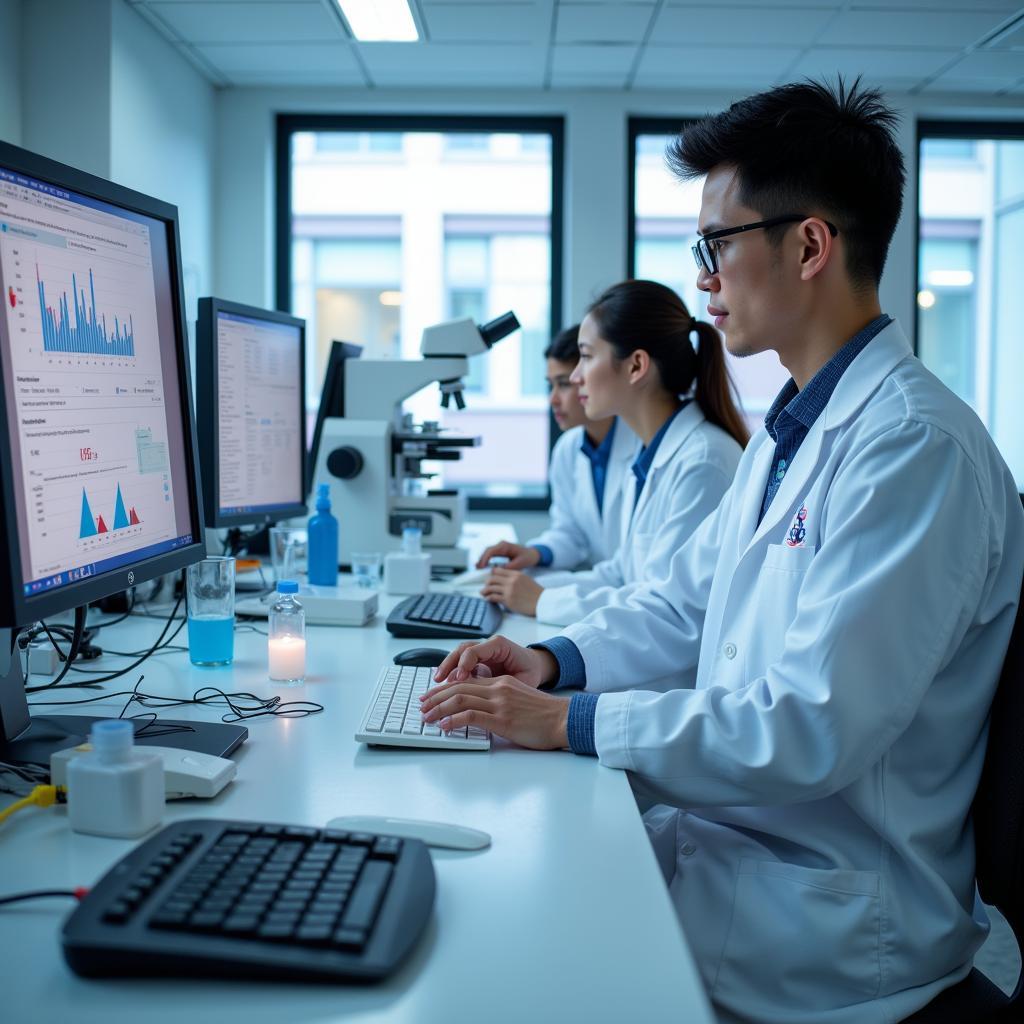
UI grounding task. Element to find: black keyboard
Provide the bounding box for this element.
[62,818,434,983]
[385,592,502,639]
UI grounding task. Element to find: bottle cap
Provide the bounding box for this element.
[401,523,422,554]
[89,719,134,760]
[315,482,331,510]
[277,580,299,594]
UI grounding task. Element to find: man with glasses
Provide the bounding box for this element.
[423,79,1024,1024]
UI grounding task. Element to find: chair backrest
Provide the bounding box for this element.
[971,561,1024,1000]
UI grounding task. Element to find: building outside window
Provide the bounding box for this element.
[918,130,1024,487]
[282,119,562,501]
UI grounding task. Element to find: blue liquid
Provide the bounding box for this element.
[187,615,234,665]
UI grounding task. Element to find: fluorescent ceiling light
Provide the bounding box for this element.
[336,0,419,42]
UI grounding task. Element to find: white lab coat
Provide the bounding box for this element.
[526,419,638,570]
[535,402,741,628]
[560,322,1024,1024]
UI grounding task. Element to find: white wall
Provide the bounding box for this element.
[21,0,112,176]
[214,85,1024,350]
[0,0,22,145]
[110,0,217,347]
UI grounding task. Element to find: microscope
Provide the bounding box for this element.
[310,312,520,572]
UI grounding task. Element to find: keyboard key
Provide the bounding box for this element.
[332,926,367,949]
[340,861,393,932]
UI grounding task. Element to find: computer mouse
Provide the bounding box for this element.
[394,647,450,668]
[325,815,491,850]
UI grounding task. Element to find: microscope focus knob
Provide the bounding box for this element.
[326,446,364,480]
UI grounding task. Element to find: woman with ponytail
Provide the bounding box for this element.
[482,279,747,626]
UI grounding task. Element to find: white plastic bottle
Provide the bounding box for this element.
[384,523,432,595]
[67,720,164,838]
[269,579,306,685]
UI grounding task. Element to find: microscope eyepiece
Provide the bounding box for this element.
[478,311,520,348]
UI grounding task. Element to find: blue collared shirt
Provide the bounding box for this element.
[758,314,891,525]
[582,417,618,517]
[631,404,685,510]
[543,313,894,756]
[533,419,619,568]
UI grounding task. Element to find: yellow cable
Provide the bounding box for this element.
[0,785,66,826]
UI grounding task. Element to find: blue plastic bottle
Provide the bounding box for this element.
[307,483,339,586]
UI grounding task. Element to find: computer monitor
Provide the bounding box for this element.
[308,339,362,492]
[195,297,307,531]
[0,140,241,764]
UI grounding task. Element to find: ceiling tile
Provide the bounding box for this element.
[551,42,637,73]
[790,46,961,79]
[422,3,547,43]
[638,44,801,76]
[941,49,1024,77]
[555,3,654,43]
[632,67,783,91]
[148,0,341,42]
[921,76,1014,94]
[663,0,841,7]
[194,41,358,74]
[650,4,835,47]
[849,0,1022,10]
[359,41,547,86]
[816,9,1011,48]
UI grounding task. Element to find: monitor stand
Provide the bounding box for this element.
[0,629,247,768]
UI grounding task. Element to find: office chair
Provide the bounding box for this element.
[902,556,1024,1024]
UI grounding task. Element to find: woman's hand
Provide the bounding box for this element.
[475,541,541,571]
[481,568,543,616]
[420,673,570,750]
[432,635,558,689]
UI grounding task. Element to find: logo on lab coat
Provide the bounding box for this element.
[785,505,808,547]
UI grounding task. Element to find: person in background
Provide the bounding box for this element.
[481,280,746,628]
[475,323,639,578]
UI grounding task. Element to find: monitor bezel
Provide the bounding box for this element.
[0,140,208,629]
[196,296,308,529]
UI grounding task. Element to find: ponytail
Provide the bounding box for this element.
[691,319,750,449]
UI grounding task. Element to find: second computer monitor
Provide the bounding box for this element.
[196,297,307,529]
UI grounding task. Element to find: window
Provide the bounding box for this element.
[628,120,790,432]
[918,127,1024,487]
[278,117,564,505]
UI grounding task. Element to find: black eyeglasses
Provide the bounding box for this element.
[692,215,839,275]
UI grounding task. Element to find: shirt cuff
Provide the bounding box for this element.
[529,636,586,690]
[532,544,554,567]
[567,692,599,756]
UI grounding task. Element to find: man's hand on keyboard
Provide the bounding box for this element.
[420,674,570,750]
[432,635,556,689]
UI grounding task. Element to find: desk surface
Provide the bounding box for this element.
[0,585,713,1023]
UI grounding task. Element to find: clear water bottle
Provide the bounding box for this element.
[268,580,306,685]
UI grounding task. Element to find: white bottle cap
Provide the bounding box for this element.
[402,523,422,554]
[89,719,134,763]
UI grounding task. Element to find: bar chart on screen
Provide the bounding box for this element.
[0,232,159,372]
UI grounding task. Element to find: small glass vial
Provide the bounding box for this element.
[269,579,306,685]
[67,720,164,838]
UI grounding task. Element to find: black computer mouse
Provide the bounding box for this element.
[393,648,450,669]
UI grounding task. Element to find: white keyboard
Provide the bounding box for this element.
[355,665,491,751]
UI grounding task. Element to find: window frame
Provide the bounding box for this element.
[275,113,565,512]
[626,117,694,279]
[914,119,1024,361]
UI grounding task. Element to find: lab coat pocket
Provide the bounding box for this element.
[713,858,881,1010]
[751,545,817,670]
[762,542,817,573]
